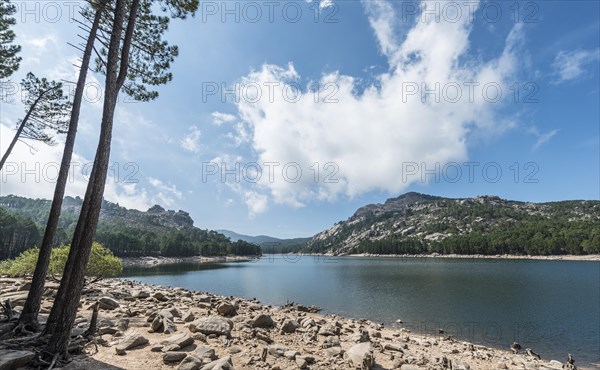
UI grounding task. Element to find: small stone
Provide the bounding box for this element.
[284,350,300,360]
[153,291,168,301]
[295,356,308,369]
[227,346,242,354]
[268,344,288,357]
[384,343,405,353]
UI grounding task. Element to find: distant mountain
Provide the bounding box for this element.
[217,230,281,244]
[0,195,261,259]
[217,230,311,253]
[305,192,600,256]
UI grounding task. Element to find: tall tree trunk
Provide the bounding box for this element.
[18,4,106,330]
[0,93,46,171]
[44,0,140,357]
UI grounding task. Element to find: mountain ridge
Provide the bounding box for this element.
[304,192,600,256]
[0,194,261,259]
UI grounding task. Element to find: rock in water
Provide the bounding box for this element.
[115,333,149,355]
[188,316,233,337]
[346,342,374,370]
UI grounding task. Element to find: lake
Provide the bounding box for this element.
[122,256,600,366]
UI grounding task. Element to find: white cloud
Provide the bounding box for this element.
[148,177,183,206]
[528,127,559,150]
[242,190,268,218]
[211,112,237,126]
[180,126,202,153]
[0,123,153,210]
[224,0,522,209]
[226,122,251,146]
[305,0,335,10]
[552,48,600,83]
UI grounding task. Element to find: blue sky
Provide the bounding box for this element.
[0,0,598,238]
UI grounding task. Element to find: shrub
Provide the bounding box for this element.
[0,242,122,277]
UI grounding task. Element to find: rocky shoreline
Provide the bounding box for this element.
[121,256,258,267]
[0,277,589,370]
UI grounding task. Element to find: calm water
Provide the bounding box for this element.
[122,256,600,366]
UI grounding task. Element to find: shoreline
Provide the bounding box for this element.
[300,253,600,262]
[121,255,258,267]
[0,276,592,370]
[121,253,600,268]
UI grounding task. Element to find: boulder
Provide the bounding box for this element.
[251,314,275,328]
[280,319,300,334]
[164,351,188,363]
[194,346,217,361]
[200,356,234,370]
[153,291,169,301]
[132,290,150,299]
[162,332,194,349]
[322,336,341,348]
[188,317,233,337]
[325,346,344,357]
[216,302,236,317]
[346,342,374,370]
[177,355,204,370]
[115,333,149,355]
[0,349,35,370]
[98,296,120,310]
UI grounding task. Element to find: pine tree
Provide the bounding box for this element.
[17,0,111,331]
[0,73,71,171]
[0,0,21,78]
[43,0,198,359]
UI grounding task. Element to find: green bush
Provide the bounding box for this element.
[0,242,122,277]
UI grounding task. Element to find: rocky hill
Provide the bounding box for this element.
[0,195,260,259]
[305,192,600,256]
